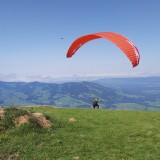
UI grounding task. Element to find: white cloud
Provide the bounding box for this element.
[0,72,160,83]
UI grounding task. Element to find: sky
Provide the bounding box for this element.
[0,0,160,82]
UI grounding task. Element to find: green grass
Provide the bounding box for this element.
[115,103,146,110]
[1,107,160,160]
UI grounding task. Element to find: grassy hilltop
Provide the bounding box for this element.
[0,107,160,160]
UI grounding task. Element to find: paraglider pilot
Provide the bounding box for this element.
[92,98,100,109]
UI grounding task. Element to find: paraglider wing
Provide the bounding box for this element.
[66,32,140,67]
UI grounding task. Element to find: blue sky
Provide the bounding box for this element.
[0,0,160,82]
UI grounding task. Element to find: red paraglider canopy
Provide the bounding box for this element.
[66,32,140,67]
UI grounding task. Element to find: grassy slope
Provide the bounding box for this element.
[0,107,160,160]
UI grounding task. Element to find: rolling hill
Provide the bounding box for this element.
[95,77,160,110]
[0,77,160,110]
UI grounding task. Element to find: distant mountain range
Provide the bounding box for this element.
[0,77,160,110]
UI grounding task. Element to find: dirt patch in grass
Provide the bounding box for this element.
[0,153,21,160]
[13,115,29,127]
[0,108,5,121]
[1,107,52,131]
[32,113,52,128]
[68,117,77,122]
